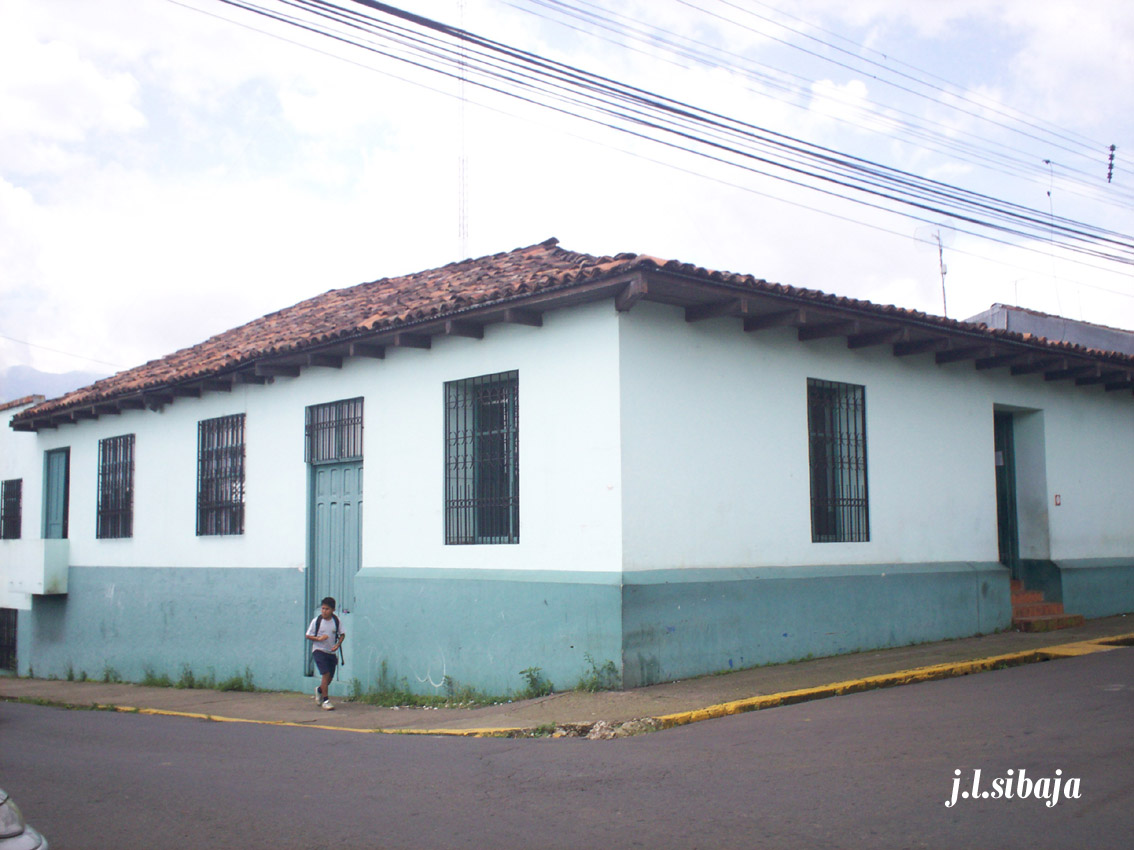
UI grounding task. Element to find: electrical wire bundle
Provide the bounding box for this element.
[207,0,1134,274]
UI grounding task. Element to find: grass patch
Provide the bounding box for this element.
[348,662,501,708]
[575,654,620,692]
[217,668,256,692]
[519,666,553,699]
[142,667,174,688]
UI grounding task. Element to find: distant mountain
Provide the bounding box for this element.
[1,365,109,405]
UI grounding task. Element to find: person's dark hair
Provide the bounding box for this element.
[321,597,336,610]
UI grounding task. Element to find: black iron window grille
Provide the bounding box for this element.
[197,414,246,536]
[0,607,15,671]
[97,434,135,539]
[807,378,869,543]
[0,479,21,540]
[305,397,364,463]
[445,371,519,544]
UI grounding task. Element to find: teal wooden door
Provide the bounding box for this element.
[310,461,362,615]
[43,448,69,539]
[993,412,1020,580]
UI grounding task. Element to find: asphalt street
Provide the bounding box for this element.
[2,648,1131,850]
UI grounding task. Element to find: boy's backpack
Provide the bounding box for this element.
[312,613,340,640]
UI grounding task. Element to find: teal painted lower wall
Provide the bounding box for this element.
[14,561,1021,694]
[20,566,305,691]
[1057,559,1134,618]
[349,568,623,697]
[622,562,1011,688]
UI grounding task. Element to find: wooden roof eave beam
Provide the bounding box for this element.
[615,275,649,312]
[684,296,753,323]
[391,332,431,350]
[501,308,543,327]
[743,308,807,333]
[348,342,386,359]
[443,320,484,339]
[1075,368,1126,386]
[255,363,301,378]
[143,392,174,411]
[305,354,343,369]
[798,319,860,343]
[1104,374,1134,392]
[893,336,949,357]
[935,345,994,366]
[975,351,1030,371]
[1044,362,1099,382]
[846,327,909,349]
[1010,357,1064,376]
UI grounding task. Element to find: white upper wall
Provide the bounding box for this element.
[10,295,1133,577]
[21,300,624,574]
[617,300,1134,570]
[1,399,44,538]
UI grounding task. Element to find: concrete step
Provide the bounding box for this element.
[1013,601,1065,617]
[1013,613,1086,632]
[1011,590,1045,605]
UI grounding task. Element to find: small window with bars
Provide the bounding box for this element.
[97,434,135,539]
[305,398,364,464]
[445,371,519,545]
[198,414,246,536]
[1,479,21,540]
[807,378,869,543]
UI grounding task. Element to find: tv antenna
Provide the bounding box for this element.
[915,224,954,318]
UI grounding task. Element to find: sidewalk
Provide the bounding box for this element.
[3,615,1131,738]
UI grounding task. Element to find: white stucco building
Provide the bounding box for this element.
[3,239,1133,694]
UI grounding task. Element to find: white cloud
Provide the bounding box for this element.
[1,0,1132,388]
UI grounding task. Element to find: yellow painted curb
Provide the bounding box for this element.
[652,633,1134,730]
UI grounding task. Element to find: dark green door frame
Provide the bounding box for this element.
[993,412,1020,580]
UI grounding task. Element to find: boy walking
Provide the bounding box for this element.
[306,596,345,710]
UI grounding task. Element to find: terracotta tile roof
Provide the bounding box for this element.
[1,394,46,413]
[11,238,1134,427]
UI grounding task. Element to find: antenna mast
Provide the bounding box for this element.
[934,230,948,318]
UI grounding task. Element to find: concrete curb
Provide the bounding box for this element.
[652,633,1134,731]
[11,632,1132,739]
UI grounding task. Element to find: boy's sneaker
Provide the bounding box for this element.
[321,700,335,711]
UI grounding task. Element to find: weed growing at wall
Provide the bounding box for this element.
[519,666,553,699]
[142,668,173,688]
[347,660,501,708]
[575,653,620,692]
[216,668,255,692]
[101,666,121,684]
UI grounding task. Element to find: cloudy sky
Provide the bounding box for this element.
[2,0,1132,396]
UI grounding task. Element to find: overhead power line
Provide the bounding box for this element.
[208,0,1134,272]
[510,0,1132,210]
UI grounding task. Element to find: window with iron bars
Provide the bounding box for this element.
[444,371,519,544]
[1,479,21,540]
[197,414,246,536]
[97,434,134,539]
[807,378,869,543]
[305,397,363,463]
